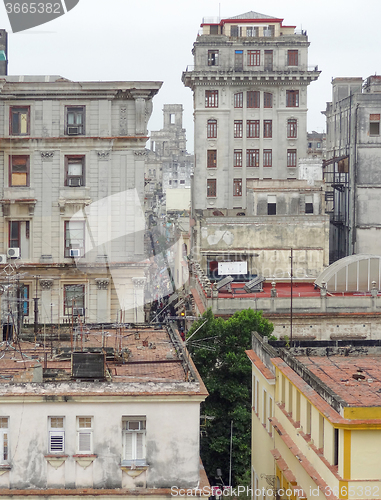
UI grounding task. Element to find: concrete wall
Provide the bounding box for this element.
[0,397,200,490]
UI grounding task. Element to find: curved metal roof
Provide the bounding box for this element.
[315,254,381,292]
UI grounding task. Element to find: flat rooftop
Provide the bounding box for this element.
[297,355,381,407]
[0,324,206,396]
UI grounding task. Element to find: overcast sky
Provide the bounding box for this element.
[3,0,381,152]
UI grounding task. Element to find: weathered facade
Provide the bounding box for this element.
[0,324,208,498]
[182,12,327,280]
[0,76,162,324]
[323,75,381,262]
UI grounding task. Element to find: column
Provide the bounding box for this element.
[132,277,146,323]
[39,279,53,323]
[95,278,110,323]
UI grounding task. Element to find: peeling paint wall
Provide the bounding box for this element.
[0,397,201,490]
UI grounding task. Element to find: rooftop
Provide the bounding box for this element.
[0,324,207,397]
[297,355,381,407]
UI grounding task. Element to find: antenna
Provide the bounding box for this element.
[219,3,221,21]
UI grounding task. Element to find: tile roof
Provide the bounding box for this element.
[296,356,381,407]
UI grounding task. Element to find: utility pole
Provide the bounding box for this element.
[290,248,293,343]
[33,276,39,338]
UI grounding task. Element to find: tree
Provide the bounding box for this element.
[187,308,274,487]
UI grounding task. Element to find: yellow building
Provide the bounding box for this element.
[247,333,381,500]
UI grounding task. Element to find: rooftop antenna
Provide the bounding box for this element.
[219,3,221,21]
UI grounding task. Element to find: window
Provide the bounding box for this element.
[8,221,29,257]
[286,90,299,107]
[233,178,242,196]
[205,90,218,108]
[65,156,85,187]
[305,195,313,214]
[207,179,216,197]
[66,106,85,135]
[10,106,30,135]
[49,417,65,454]
[247,91,260,108]
[370,114,380,136]
[247,120,259,138]
[207,119,217,138]
[0,418,8,464]
[208,50,219,66]
[77,417,93,453]
[230,25,239,37]
[122,418,146,465]
[263,149,272,168]
[246,26,258,37]
[9,221,20,249]
[264,120,272,138]
[287,50,299,66]
[247,149,259,167]
[234,149,242,167]
[264,50,273,70]
[64,220,85,257]
[23,284,29,316]
[287,119,297,138]
[262,389,267,425]
[10,155,29,187]
[234,120,243,138]
[207,150,217,168]
[234,92,243,108]
[64,284,85,316]
[287,149,297,167]
[268,195,276,215]
[264,93,273,108]
[234,50,243,70]
[246,149,259,167]
[179,179,185,185]
[248,50,260,66]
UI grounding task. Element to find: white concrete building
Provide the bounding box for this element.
[0,76,162,325]
[0,324,208,498]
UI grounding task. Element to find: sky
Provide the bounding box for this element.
[3,0,381,153]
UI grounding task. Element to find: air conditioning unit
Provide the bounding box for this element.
[7,248,20,259]
[73,307,84,316]
[0,254,6,264]
[67,126,80,135]
[68,177,82,187]
[69,249,81,258]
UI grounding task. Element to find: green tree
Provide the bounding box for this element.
[187,308,274,487]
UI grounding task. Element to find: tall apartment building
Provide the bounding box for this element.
[0,30,7,76]
[323,76,381,262]
[183,12,328,280]
[0,76,161,325]
[146,105,193,209]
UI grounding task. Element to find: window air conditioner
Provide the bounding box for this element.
[7,248,20,259]
[68,177,82,187]
[67,126,80,135]
[73,307,84,316]
[0,254,7,264]
[69,249,81,257]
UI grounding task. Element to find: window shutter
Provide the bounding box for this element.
[49,431,64,453]
[78,431,91,453]
[124,432,133,460]
[136,432,144,459]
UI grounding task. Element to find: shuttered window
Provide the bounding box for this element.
[77,417,93,453]
[122,419,146,465]
[49,417,65,454]
[0,418,8,463]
